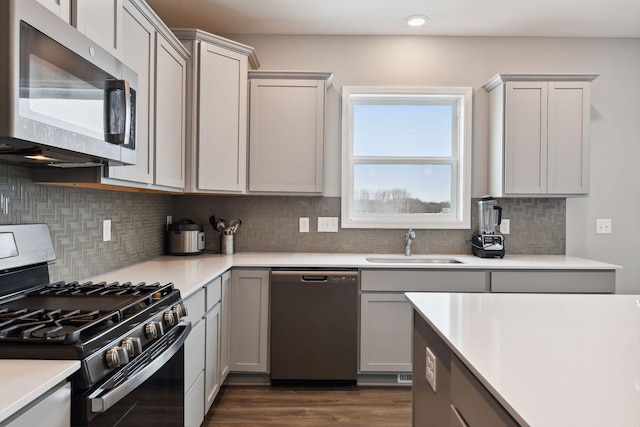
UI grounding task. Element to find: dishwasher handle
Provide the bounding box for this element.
[271,269,358,285]
[301,275,329,282]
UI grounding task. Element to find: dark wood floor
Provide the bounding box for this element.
[203,385,412,426]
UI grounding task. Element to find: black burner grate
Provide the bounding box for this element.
[0,281,175,344]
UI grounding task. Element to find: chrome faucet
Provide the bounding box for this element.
[404,229,416,256]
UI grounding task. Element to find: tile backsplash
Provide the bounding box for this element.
[0,164,171,281]
[1,163,564,281]
[173,195,565,256]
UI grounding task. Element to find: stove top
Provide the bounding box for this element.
[0,281,176,345]
[0,223,191,401]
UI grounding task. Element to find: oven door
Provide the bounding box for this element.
[74,322,190,427]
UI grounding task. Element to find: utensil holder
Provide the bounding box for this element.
[222,233,234,255]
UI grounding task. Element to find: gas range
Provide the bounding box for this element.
[0,224,190,426]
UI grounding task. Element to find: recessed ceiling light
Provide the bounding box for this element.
[405,15,429,27]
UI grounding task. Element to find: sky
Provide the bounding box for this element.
[353,103,454,203]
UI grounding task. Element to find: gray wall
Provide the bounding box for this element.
[229,34,640,294]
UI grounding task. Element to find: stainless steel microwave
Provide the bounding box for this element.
[0,0,137,167]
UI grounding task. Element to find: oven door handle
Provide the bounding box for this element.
[89,321,191,414]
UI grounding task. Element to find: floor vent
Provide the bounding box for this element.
[397,373,412,384]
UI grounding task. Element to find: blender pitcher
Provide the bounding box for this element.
[478,197,502,234]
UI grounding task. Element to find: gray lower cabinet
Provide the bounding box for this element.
[219,270,232,382]
[182,285,206,427]
[229,269,270,373]
[183,271,230,425]
[490,270,615,293]
[360,270,487,375]
[4,382,71,427]
[204,276,222,413]
[360,293,413,372]
[413,311,519,427]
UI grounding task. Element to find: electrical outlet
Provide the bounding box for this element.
[596,218,612,234]
[500,219,510,234]
[103,219,111,242]
[317,217,339,232]
[166,215,172,230]
[425,347,437,392]
[299,217,309,233]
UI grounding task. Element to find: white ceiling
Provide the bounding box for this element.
[145,0,640,38]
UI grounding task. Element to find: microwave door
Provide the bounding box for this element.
[17,21,123,162]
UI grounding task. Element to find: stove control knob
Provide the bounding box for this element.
[163,310,177,327]
[144,321,164,339]
[105,346,129,368]
[172,304,188,320]
[122,337,143,357]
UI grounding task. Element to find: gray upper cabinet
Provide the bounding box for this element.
[484,73,598,197]
[72,0,123,58]
[35,0,71,22]
[174,29,259,194]
[107,0,155,185]
[110,0,188,191]
[248,71,332,195]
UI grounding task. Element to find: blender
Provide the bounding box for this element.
[471,197,505,258]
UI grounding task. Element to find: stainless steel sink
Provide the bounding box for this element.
[366,256,463,264]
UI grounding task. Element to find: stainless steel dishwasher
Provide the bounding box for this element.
[270,269,358,385]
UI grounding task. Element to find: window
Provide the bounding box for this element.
[341,86,472,229]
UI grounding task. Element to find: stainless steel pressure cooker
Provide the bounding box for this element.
[167,219,205,255]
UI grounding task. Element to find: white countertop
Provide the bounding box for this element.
[406,292,640,427]
[0,252,620,423]
[0,360,80,422]
[87,253,620,299]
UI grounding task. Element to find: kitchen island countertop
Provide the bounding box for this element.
[87,252,621,299]
[0,360,80,423]
[406,292,640,426]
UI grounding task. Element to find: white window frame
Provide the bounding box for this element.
[341,86,472,229]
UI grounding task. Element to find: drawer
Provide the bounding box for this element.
[490,270,615,293]
[361,269,487,292]
[206,276,222,311]
[183,287,206,321]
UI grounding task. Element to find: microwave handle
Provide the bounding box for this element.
[88,321,191,413]
[104,79,132,146]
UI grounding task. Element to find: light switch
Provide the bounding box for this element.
[299,217,309,233]
[500,219,510,234]
[103,219,111,242]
